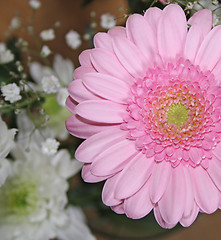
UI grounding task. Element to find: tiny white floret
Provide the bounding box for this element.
[40,45,51,57]
[40,29,55,41]
[41,75,60,93]
[100,13,116,29]
[29,0,41,10]
[41,138,60,156]
[9,17,21,30]
[65,30,82,49]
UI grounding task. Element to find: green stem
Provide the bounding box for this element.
[150,0,158,7]
[213,6,221,13]
[1,95,41,114]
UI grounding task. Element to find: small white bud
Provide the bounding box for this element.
[41,138,60,156]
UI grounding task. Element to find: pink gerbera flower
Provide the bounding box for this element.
[66,4,221,228]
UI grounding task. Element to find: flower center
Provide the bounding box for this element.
[0,178,38,217]
[166,102,189,128]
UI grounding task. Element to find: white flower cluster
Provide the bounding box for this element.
[100,13,116,29]
[41,75,60,93]
[0,113,95,240]
[1,83,21,103]
[29,0,41,10]
[0,42,14,64]
[40,29,55,41]
[65,30,82,49]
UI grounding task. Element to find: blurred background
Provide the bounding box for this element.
[1,1,221,240]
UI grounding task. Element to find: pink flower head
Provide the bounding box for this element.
[66,5,221,228]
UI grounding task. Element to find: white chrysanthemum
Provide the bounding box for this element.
[56,206,96,240]
[41,75,60,93]
[0,150,72,240]
[1,83,21,103]
[29,0,41,10]
[0,50,14,64]
[40,29,55,41]
[100,13,116,29]
[41,138,60,156]
[9,17,21,30]
[0,126,89,240]
[40,45,51,57]
[65,30,82,50]
[56,88,69,107]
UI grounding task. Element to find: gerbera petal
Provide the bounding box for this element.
[207,155,221,191]
[191,166,219,213]
[150,161,172,203]
[124,177,154,219]
[75,100,127,123]
[180,202,199,227]
[75,126,127,163]
[211,57,221,82]
[189,147,202,164]
[73,66,96,80]
[182,166,194,217]
[82,72,130,104]
[82,163,108,183]
[66,114,115,139]
[79,49,92,66]
[158,4,187,61]
[102,174,122,206]
[195,25,221,71]
[188,9,212,37]
[144,7,162,31]
[158,165,186,224]
[154,206,177,229]
[213,142,221,160]
[94,32,112,50]
[91,139,138,176]
[112,36,149,79]
[111,203,125,214]
[184,24,203,63]
[126,14,156,60]
[66,96,77,114]
[90,48,134,84]
[108,26,126,38]
[68,79,100,103]
[114,153,154,199]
